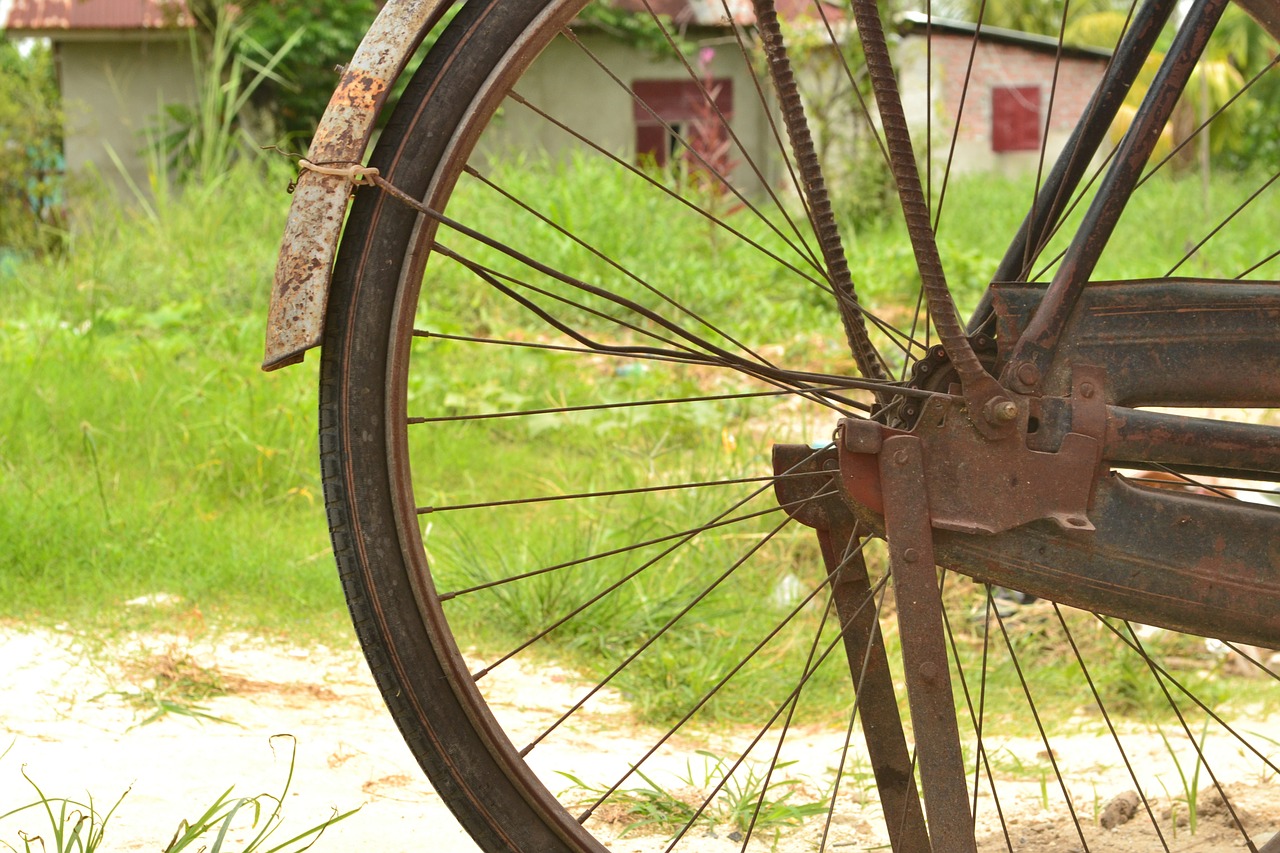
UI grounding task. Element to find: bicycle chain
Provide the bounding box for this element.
[889,333,998,430]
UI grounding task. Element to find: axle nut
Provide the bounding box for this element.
[984,397,1019,426]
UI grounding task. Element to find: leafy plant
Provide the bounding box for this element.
[1,743,125,853]
[235,0,382,142]
[159,3,304,186]
[0,737,356,852]
[1155,717,1211,836]
[0,41,63,253]
[0,774,126,853]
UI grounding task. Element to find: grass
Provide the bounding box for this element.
[560,750,828,841]
[0,163,339,641]
[1,147,1275,738]
[0,736,357,852]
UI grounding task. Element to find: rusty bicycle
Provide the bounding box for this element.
[264,0,1280,848]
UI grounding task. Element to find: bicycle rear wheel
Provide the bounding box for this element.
[318,0,1280,848]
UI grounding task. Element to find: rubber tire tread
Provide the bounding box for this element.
[316,0,593,849]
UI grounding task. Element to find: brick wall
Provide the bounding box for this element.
[926,33,1106,145]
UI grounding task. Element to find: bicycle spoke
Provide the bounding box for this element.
[991,595,1089,847]
[1052,604,1170,850]
[311,0,1280,849]
[1127,624,1256,843]
[577,547,887,825]
[437,503,789,600]
[520,510,803,756]
[462,166,776,366]
[409,385,852,425]
[1167,169,1280,275]
[559,27,828,276]
[470,446,831,679]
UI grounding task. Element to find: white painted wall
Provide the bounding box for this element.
[57,37,196,195]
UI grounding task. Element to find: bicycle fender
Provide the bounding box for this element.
[263,0,451,371]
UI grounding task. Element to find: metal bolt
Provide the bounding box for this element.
[1080,382,1095,399]
[1015,362,1040,387]
[992,400,1018,423]
[918,661,939,682]
[893,450,909,466]
[903,548,919,563]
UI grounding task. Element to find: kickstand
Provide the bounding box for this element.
[879,434,977,852]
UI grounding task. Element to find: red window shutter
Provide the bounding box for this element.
[632,79,733,167]
[992,86,1041,153]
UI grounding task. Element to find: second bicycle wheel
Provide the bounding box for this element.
[317,0,1280,848]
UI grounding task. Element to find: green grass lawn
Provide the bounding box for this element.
[0,166,340,641]
[1,155,1273,727]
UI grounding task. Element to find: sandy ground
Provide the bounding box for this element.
[2,625,1278,852]
[0,627,477,851]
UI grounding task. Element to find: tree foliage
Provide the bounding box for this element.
[197,0,382,144]
[0,41,62,252]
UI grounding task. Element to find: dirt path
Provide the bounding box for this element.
[0,627,476,851]
[2,627,1277,851]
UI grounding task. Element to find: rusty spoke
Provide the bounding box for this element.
[409,386,853,425]
[1126,624,1256,844]
[521,509,805,756]
[463,166,778,367]
[578,542,887,826]
[557,28,829,278]
[941,582,1012,848]
[990,595,1090,848]
[1053,604,1171,849]
[661,579,883,853]
[437,503,788,602]
[471,445,833,681]
[411,328,927,410]
[1167,169,1280,276]
[419,472,820,516]
[1100,619,1280,776]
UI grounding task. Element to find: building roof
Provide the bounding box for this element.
[4,0,193,33]
[898,11,1112,60]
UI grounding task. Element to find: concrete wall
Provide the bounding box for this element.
[57,36,196,196]
[474,30,782,192]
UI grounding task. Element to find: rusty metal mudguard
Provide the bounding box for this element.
[262,0,453,371]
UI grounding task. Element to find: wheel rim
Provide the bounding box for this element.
[337,0,1280,848]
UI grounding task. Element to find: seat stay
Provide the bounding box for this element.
[1005,0,1233,393]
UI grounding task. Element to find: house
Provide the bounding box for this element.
[3,0,196,196]
[897,13,1112,176]
[479,6,1112,191]
[475,0,825,193]
[4,0,1111,204]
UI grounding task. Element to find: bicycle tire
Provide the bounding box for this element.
[318,0,1280,849]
